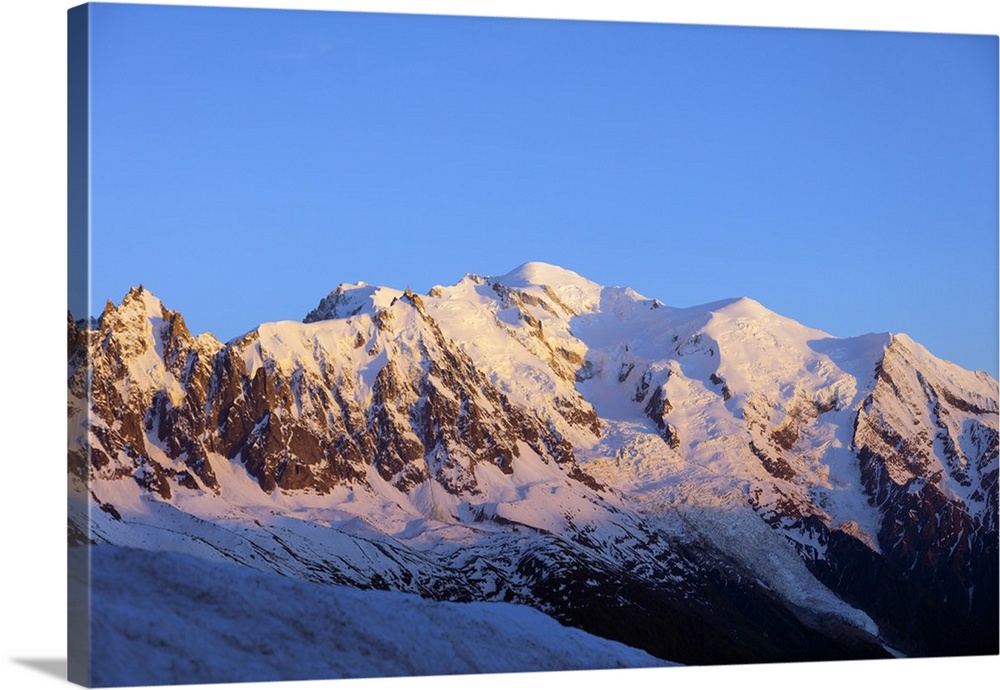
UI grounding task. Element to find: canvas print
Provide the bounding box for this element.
[67,2,999,687]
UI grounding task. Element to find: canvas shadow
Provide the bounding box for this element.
[12,657,67,680]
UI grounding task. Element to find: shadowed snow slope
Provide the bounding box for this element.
[81,545,673,687]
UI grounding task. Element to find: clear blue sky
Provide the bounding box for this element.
[81,2,998,376]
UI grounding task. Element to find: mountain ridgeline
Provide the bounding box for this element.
[68,262,998,666]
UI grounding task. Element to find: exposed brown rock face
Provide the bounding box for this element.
[72,286,602,502]
[823,337,1000,652]
[643,384,679,450]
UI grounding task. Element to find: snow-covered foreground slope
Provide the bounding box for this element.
[68,262,998,681]
[76,545,672,687]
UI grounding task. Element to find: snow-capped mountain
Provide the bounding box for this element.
[68,262,998,671]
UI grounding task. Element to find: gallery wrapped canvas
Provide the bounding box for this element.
[67,2,998,688]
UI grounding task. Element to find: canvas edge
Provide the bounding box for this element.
[67,3,91,687]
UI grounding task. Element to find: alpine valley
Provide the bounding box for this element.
[68,262,998,681]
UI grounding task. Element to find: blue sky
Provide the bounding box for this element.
[82,2,998,376]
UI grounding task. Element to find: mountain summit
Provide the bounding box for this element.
[69,263,999,669]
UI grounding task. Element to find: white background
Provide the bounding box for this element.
[1,2,997,689]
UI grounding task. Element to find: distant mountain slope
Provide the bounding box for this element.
[68,262,998,669]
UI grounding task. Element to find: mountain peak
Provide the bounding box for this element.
[709,296,773,318]
[100,285,166,327]
[494,262,602,314]
[496,262,594,289]
[304,282,402,323]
